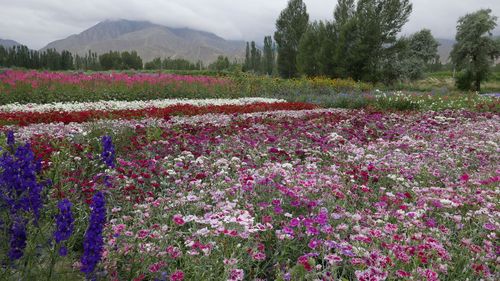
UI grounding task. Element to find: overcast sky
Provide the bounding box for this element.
[1,0,499,49]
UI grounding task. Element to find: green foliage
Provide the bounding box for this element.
[349,0,413,82]
[208,56,234,71]
[144,57,203,71]
[451,9,500,91]
[297,21,335,77]
[120,51,143,70]
[262,36,275,75]
[409,29,440,66]
[274,0,309,78]
[99,51,123,70]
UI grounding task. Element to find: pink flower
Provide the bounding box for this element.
[172,214,185,226]
[325,254,342,265]
[395,270,411,278]
[170,270,184,281]
[460,173,469,182]
[482,223,495,231]
[148,261,165,273]
[137,229,150,239]
[252,252,266,261]
[229,269,244,281]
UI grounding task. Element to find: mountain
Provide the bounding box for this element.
[437,38,455,63]
[41,19,246,63]
[0,39,22,48]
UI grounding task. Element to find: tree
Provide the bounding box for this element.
[409,29,439,67]
[250,41,262,72]
[274,0,309,78]
[144,57,162,70]
[99,51,122,70]
[262,36,275,75]
[209,56,231,71]
[297,22,320,76]
[61,50,74,70]
[121,51,143,69]
[332,0,357,78]
[244,42,251,72]
[339,0,412,82]
[451,9,499,91]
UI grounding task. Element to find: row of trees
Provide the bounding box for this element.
[274,0,499,89]
[274,0,432,83]
[0,46,237,72]
[0,45,76,70]
[242,37,277,75]
[98,51,143,70]
[144,57,204,70]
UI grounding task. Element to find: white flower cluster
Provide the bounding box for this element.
[0,98,286,113]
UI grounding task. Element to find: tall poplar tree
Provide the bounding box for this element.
[262,36,275,75]
[274,0,309,78]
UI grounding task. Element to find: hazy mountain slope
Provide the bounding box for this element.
[0,39,22,48]
[41,19,245,63]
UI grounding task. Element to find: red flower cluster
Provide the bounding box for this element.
[0,102,317,126]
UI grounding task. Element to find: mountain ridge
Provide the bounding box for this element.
[41,19,246,63]
[0,39,22,48]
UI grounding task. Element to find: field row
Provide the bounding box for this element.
[1,70,498,113]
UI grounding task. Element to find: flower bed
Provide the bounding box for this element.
[1,108,498,280]
[0,98,285,113]
[0,102,316,126]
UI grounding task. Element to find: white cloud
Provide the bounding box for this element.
[0,0,499,49]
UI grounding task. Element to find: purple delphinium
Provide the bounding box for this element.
[8,216,27,261]
[100,136,115,168]
[1,135,47,262]
[6,131,15,149]
[0,143,44,220]
[81,191,106,278]
[53,199,74,256]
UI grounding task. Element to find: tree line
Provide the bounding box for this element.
[273,0,499,90]
[0,46,238,72]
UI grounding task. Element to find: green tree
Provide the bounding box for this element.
[209,56,231,71]
[451,9,499,91]
[262,36,275,75]
[332,0,357,78]
[250,41,262,73]
[244,42,251,72]
[121,51,143,69]
[274,0,309,78]
[0,46,7,66]
[99,51,122,70]
[409,29,440,67]
[348,0,412,82]
[297,21,325,76]
[61,50,74,70]
[145,57,162,70]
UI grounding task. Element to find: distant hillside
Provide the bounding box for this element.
[0,39,22,48]
[41,19,246,63]
[437,38,455,63]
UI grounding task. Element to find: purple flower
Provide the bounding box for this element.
[0,143,45,220]
[53,199,74,256]
[8,216,27,261]
[101,136,115,168]
[6,131,15,149]
[81,191,107,278]
[54,199,74,243]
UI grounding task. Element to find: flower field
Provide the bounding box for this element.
[0,70,499,281]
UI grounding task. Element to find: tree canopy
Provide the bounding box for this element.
[451,9,499,91]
